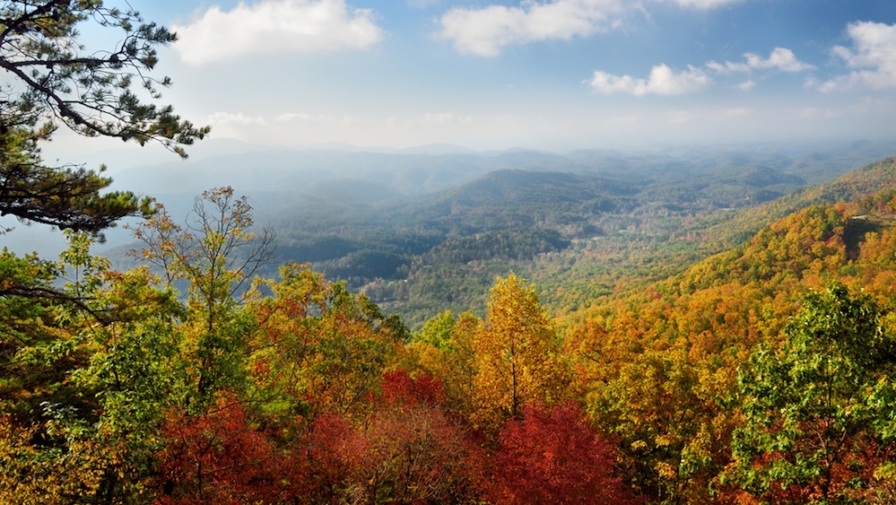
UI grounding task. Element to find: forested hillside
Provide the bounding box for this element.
[237,151,896,328]
[93,141,896,331]
[6,156,896,504]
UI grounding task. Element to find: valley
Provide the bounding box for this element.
[125,139,892,328]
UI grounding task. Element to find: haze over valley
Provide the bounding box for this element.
[46,137,896,327]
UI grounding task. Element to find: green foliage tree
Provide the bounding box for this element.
[1,187,274,502]
[130,187,275,403]
[0,1,208,425]
[729,284,896,504]
[0,7,208,497]
[0,231,189,503]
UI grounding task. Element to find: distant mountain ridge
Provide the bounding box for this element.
[89,144,896,325]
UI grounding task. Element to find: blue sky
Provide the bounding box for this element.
[66,0,896,152]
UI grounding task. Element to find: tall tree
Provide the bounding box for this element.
[0,8,208,497]
[471,273,569,430]
[130,187,275,404]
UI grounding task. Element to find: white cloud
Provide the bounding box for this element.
[707,47,814,74]
[818,21,896,92]
[208,112,268,126]
[437,0,623,57]
[587,64,712,96]
[435,0,771,57]
[736,79,756,91]
[172,0,384,65]
[205,112,268,140]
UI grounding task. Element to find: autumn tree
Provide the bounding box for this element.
[0,232,190,503]
[346,369,482,505]
[155,394,278,505]
[471,274,570,430]
[0,5,207,496]
[488,402,637,505]
[728,284,896,504]
[408,310,479,418]
[130,187,275,403]
[278,413,359,505]
[269,370,482,505]
[0,188,278,502]
[592,350,731,505]
[246,262,407,422]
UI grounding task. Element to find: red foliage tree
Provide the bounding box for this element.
[489,403,638,505]
[278,370,484,505]
[278,413,361,505]
[381,368,447,407]
[154,395,277,505]
[346,369,482,504]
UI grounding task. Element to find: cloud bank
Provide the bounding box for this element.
[819,21,896,92]
[173,0,384,65]
[589,46,815,96]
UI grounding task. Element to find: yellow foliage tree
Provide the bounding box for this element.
[471,274,569,430]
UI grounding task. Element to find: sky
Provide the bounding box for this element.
[52,0,896,152]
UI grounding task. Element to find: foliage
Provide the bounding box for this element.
[488,402,637,505]
[591,350,731,505]
[156,394,277,505]
[471,273,570,430]
[129,187,275,402]
[0,0,208,236]
[563,169,896,504]
[0,7,207,496]
[728,284,896,504]
[405,311,478,412]
[0,231,188,503]
[247,262,407,422]
[6,149,896,503]
[347,370,481,505]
